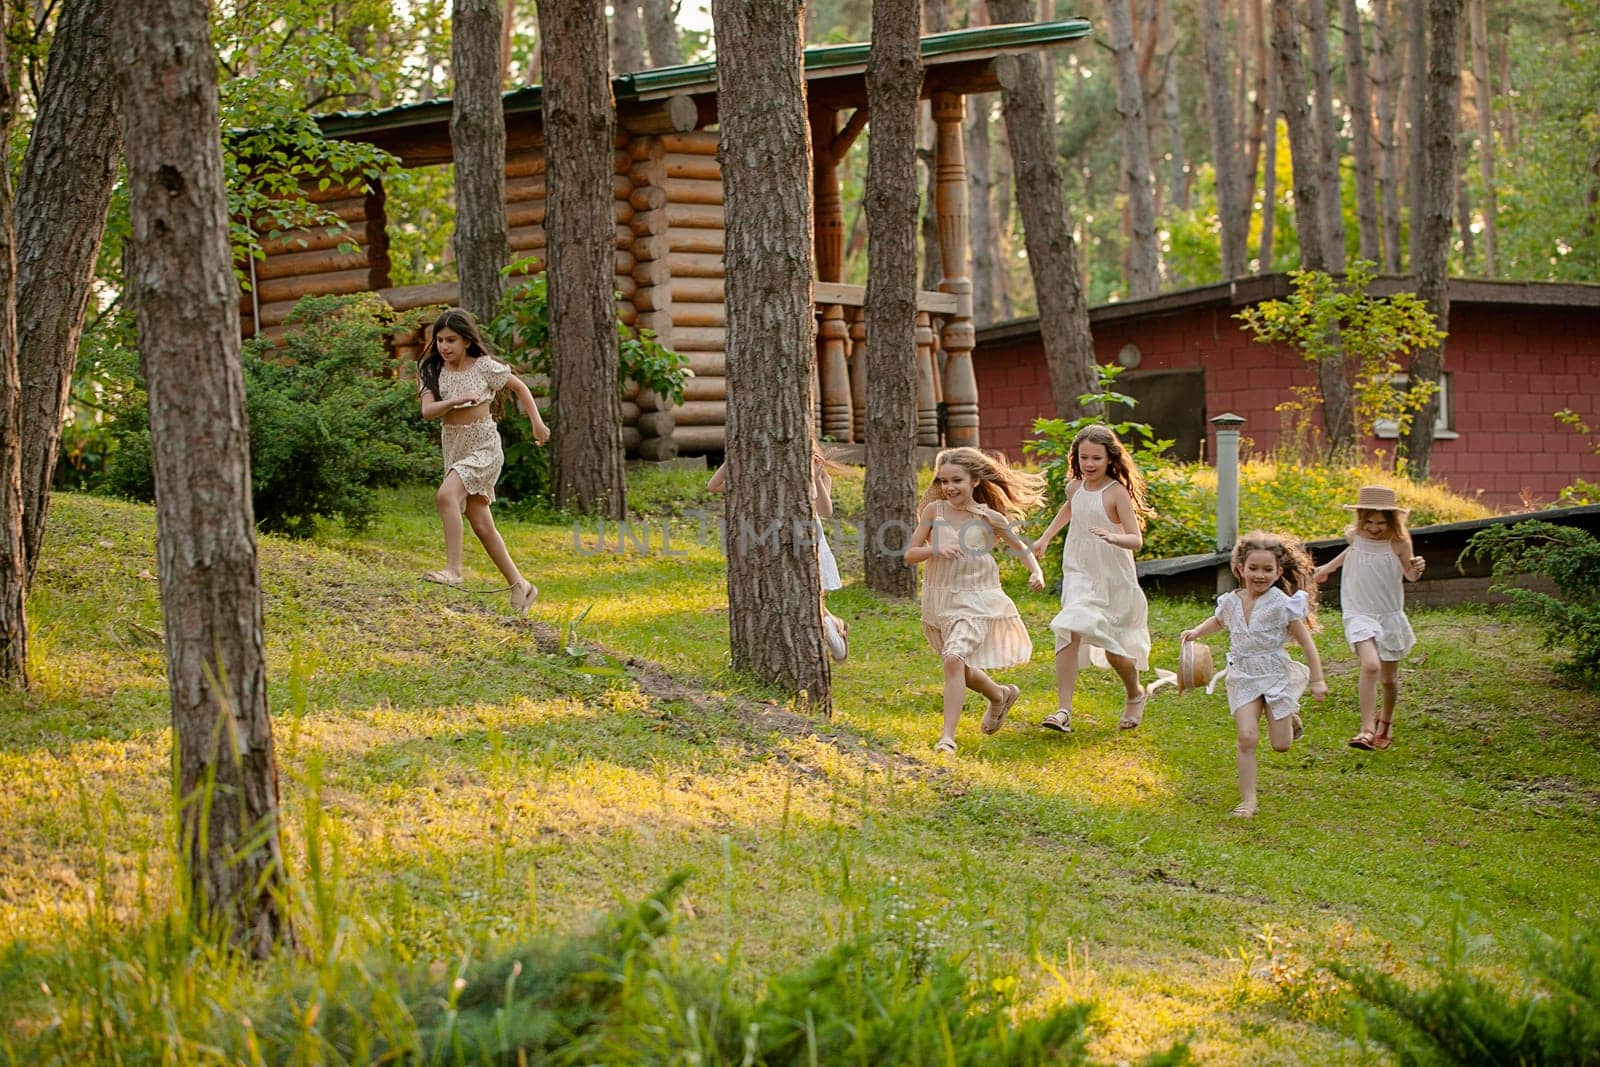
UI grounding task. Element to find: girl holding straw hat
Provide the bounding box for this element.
[1314,485,1427,750]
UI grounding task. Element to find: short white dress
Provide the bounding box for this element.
[1339,536,1416,661]
[433,356,514,509]
[1216,587,1311,721]
[1048,482,1150,669]
[920,501,1033,670]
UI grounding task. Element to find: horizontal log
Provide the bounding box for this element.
[682,374,726,401]
[617,302,637,326]
[633,259,670,287]
[630,209,669,237]
[506,173,632,205]
[508,224,633,251]
[663,153,721,182]
[673,326,725,351]
[661,130,720,156]
[253,196,367,231]
[670,276,724,304]
[617,93,700,135]
[812,280,961,316]
[629,184,668,213]
[622,426,642,451]
[628,159,667,189]
[666,202,725,230]
[627,135,665,162]
[295,180,373,204]
[504,150,545,178]
[631,284,669,312]
[635,411,675,437]
[255,245,371,281]
[670,424,726,452]
[673,400,726,426]
[616,248,637,274]
[666,230,727,255]
[685,350,726,375]
[615,274,637,299]
[620,399,641,423]
[636,435,679,461]
[254,268,373,305]
[378,282,460,311]
[664,177,723,206]
[258,224,366,257]
[672,301,725,328]
[667,251,724,277]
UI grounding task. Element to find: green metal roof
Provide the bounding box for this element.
[316,19,1092,141]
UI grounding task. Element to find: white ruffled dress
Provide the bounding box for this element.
[920,501,1033,670]
[1048,482,1151,669]
[1216,587,1311,721]
[1339,536,1416,661]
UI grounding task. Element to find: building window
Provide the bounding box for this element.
[1374,372,1456,439]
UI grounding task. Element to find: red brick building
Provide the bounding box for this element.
[973,275,1600,508]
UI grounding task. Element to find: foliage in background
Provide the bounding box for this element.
[1463,520,1600,689]
[1553,407,1600,506]
[102,295,435,536]
[1328,916,1600,1065]
[1235,262,1445,464]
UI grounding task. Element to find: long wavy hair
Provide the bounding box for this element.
[1230,530,1319,630]
[1069,424,1150,523]
[920,447,1046,521]
[418,307,495,399]
[1347,507,1411,545]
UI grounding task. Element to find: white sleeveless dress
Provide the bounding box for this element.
[1339,536,1416,661]
[1048,482,1151,670]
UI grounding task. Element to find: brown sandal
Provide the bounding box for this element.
[1348,731,1376,751]
[1371,716,1393,750]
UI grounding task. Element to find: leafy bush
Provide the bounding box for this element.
[1462,520,1600,688]
[103,294,435,536]
[1329,917,1600,1065]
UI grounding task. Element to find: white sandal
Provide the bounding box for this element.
[510,580,538,614]
[981,684,1019,735]
[1040,708,1072,733]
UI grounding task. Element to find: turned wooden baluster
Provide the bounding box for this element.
[847,304,867,442]
[932,92,978,447]
[914,310,940,446]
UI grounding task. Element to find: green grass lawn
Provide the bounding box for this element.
[2,487,1596,1063]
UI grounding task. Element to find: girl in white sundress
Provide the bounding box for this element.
[905,447,1047,755]
[1182,531,1328,818]
[417,307,551,615]
[1030,425,1153,733]
[709,442,851,661]
[1313,485,1426,751]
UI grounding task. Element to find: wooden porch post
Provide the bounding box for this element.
[932,91,978,446]
[811,107,854,442]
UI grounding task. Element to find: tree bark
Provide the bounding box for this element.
[113,0,288,955]
[1307,0,1347,272]
[1259,52,1279,269]
[1468,0,1496,277]
[711,0,831,713]
[1404,0,1426,269]
[1201,0,1250,279]
[451,0,509,322]
[1343,0,1382,265]
[541,0,625,517]
[17,0,121,588]
[641,0,684,67]
[1402,0,1461,480]
[1157,0,1186,216]
[863,0,921,599]
[0,9,25,686]
[990,0,1097,420]
[1371,0,1404,271]
[609,0,646,75]
[1105,0,1160,297]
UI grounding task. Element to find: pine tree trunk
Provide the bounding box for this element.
[451,0,509,323]
[113,0,288,955]
[541,0,625,517]
[1307,0,1347,272]
[1404,0,1426,269]
[1371,0,1404,271]
[1468,0,1496,276]
[17,0,120,588]
[1158,0,1186,216]
[1248,0,1271,253]
[1201,0,1249,279]
[990,0,1097,420]
[1342,0,1382,265]
[1105,0,1161,297]
[1402,0,1461,480]
[711,0,831,713]
[641,0,684,67]
[609,0,646,74]
[0,11,25,686]
[864,0,921,599]
[1259,57,1279,269]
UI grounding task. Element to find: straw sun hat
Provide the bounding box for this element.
[1341,484,1410,515]
[1177,640,1214,694]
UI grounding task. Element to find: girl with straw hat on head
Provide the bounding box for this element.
[1314,485,1427,750]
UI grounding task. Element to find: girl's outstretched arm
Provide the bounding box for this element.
[1090,484,1142,551]
[1029,492,1074,558]
[1181,615,1224,643]
[812,460,834,520]
[420,388,477,421]
[707,463,728,493]
[989,512,1046,590]
[1394,537,1426,581]
[1313,547,1349,584]
[504,376,551,444]
[904,501,951,565]
[1288,618,1329,701]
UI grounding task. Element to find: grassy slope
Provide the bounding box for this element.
[2,486,1596,1064]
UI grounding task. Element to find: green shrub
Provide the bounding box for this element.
[1329,917,1600,1065]
[103,294,436,536]
[1462,520,1600,689]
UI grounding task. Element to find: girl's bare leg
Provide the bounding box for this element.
[1355,639,1382,738]
[1265,708,1296,752]
[962,664,1004,701]
[464,496,527,589]
[1105,651,1142,697]
[1233,700,1265,817]
[434,472,469,578]
[940,655,969,742]
[1375,659,1401,747]
[1055,634,1082,710]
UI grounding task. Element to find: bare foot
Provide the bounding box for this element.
[1230,800,1257,819]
